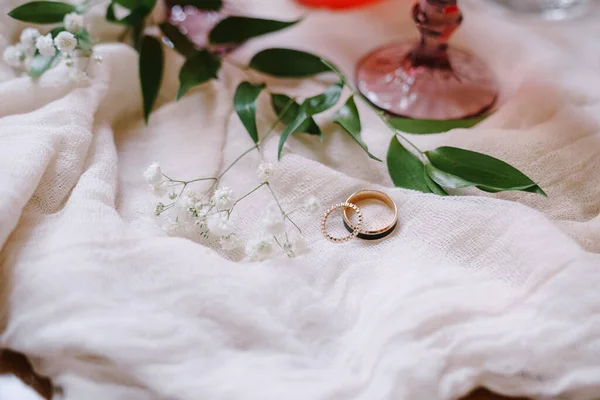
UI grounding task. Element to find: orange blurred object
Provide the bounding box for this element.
[296,0,383,9]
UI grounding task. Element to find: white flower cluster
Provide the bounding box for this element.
[2,13,94,76]
[144,161,320,262]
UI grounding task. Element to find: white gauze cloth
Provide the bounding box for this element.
[0,0,599,399]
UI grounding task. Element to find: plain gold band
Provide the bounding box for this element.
[342,190,398,240]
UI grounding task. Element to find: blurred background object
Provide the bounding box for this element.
[296,0,386,9]
[486,0,591,20]
[356,0,497,120]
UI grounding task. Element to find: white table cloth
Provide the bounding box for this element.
[0,0,599,399]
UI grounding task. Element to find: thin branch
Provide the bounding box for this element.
[233,182,267,207]
[267,183,302,233]
[259,97,295,146]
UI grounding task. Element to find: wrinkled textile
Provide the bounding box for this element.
[1,0,599,399]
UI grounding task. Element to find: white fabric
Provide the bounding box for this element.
[0,375,44,400]
[1,0,600,399]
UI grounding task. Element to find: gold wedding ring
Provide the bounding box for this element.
[342,190,398,241]
[321,202,363,243]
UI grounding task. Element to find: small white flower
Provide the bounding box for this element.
[219,235,237,251]
[260,205,285,235]
[256,162,275,182]
[64,12,84,33]
[144,162,162,185]
[152,182,166,197]
[291,234,308,255]
[65,58,74,68]
[303,195,320,215]
[173,196,196,230]
[169,191,177,200]
[155,202,165,216]
[54,31,77,54]
[245,237,273,262]
[2,46,23,68]
[93,54,103,64]
[19,28,41,49]
[282,233,308,258]
[35,34,56,57]
[207,213,233,237]
[213,187,235,210]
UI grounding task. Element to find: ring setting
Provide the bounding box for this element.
[321,190,398,243]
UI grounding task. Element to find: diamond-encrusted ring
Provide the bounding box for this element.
[321,202,363,243]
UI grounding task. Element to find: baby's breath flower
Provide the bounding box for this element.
[246,237,273,262]
[169,191,177,200]
[19,28,41,49]
[207,213,233,236]
[260,205,285,235]
[174,196,196,230]
[288,233,308,257]
[64,12,84,33]
[93,54,103,64]
[303,195,320,215]
[152,182,166,197]
[256,162,274,182]
[35,34,56,57]
[144,162,162,185]
[155,202,165,216]
[213,187,234,210]
[54,31,77,54]
[219,235,237,251]
[2,46,23,68]
[195,202,210,219]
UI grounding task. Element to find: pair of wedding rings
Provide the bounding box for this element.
[321,190,398,243]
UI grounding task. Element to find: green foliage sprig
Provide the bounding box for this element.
[7,0,546,198]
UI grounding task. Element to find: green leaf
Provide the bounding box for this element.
[169,0,223,10]
[176,50,221,100]
[424,163,472,189]
[277,81,343,160]
[8,1,76,23]
[76,30,93,51]
[28,53,59,78]
[387,137,432,194]
[106,2,150,25]
[249,48,331,78]
[139,35,164,122]
[424,171,448,195]
[278,105,309,160]
[49,26,66,38]
[333,96,381,161]
[209,17,299,45]
[234,82,266,144]
[388,114,489,134]
[113,0,140,8]
[271,94,320,136]
[425,146,546,195]
[159,23,197,57]
[304,81,343,114]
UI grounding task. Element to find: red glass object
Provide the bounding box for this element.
[356,0,498,120]
[296,0,384,9]
[165,0,237,54]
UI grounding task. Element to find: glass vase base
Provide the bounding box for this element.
[356,42,498,120]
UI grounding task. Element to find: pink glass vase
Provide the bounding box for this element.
[165,0,237,54]
[356,0,498,120]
